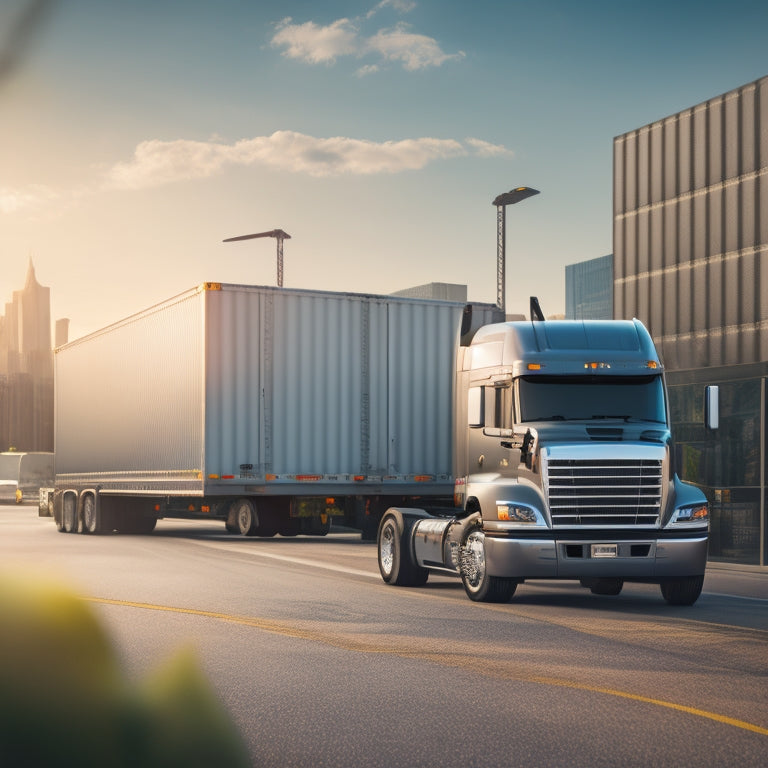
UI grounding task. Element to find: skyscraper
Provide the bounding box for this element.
[0,260,55,451]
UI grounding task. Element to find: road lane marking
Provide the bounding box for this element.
[85,595,768,737]
[526,676,768,736]
[205,544,378,579]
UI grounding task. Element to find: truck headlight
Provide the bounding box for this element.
[497,502,545,526]
[667,503,709,528]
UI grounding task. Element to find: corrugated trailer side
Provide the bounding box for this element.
[52,282,465,537]
[202,284,463,496]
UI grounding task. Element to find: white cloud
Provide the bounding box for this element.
[271,17,359,65]
[356,63,380,77]
[0,185,57,214]
[1,133,512,209]
[271,10,462,72]
[108,139,232,190]
[464,138,514,158]
[367,23,465,70]
[106,131,510,189]
[367,0,417,18]
[0,188,33,213]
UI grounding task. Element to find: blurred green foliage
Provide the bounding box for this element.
[0,573,251,767]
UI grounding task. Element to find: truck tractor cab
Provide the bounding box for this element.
[378,316,709,606]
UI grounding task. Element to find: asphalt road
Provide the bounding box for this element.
[2,506,767,767]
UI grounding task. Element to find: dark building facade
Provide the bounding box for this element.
[565,254,614,319]
[613,75,768,566]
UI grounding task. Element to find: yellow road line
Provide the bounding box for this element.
[85,595,768,737]
[526,675,768,736]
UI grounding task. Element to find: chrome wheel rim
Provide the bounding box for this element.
[462,530,486,590]
[237,503,251,533]
[379,522,395,577]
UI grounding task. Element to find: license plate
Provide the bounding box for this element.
[591,543,618,558]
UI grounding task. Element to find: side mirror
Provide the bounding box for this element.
[705,385,719,430]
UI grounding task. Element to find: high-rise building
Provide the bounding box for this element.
[565,254,613,320]
[613,74,768,566]
[0,261,56,451]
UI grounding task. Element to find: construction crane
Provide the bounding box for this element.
[223,229,291,287]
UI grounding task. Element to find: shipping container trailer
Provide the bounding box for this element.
[47,282,488,537]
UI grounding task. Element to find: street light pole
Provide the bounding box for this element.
[223,229,291,287]
[492,187,539,315]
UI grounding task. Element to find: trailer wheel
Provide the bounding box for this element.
[660,575,704,606]
[54,495,65,532]
[224,505,239,533]
[460,528,516,603]
[377,512,428,586]
[82,494,100,534]
[62,494,78,533]
[233,498,259,536]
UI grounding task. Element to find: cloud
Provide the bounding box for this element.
[2,132,512,211]
[464,138,515,158]
[367,23,465,70]
[108,139,232,190]
[271,17,359,65]
[271,8,462,73]
[0,188,33,213]
[0,185,57,214]
[106,131,511,189]
[367,0,417,18]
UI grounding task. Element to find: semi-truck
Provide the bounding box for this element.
[44,282,496,537]
[376,310,711,605]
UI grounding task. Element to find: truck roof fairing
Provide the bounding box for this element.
[465,319,663,376]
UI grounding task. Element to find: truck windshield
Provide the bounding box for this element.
[518,375,666,424]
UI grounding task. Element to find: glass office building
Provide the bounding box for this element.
[565,254,613,320]
[613,75,768,566]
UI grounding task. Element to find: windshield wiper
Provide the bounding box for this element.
[591,414,666,424]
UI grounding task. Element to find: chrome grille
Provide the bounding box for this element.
[546,458,662,526]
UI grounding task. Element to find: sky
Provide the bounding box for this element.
[1,0,767,340]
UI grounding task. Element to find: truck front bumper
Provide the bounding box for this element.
[483,531,709,580]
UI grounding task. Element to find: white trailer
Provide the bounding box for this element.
[49,282,489,537]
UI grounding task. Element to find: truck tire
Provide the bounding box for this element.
[54,494,65,532]
[62,494,78,533]
[233,498,259,536]
[460,528,517,603]
[377,512,428,587]
[81,494,101,534]
[660,575,704,606]
[589,578,624,596]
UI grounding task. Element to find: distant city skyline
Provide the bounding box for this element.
[2,0,767,340]
[0,259,54,451]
